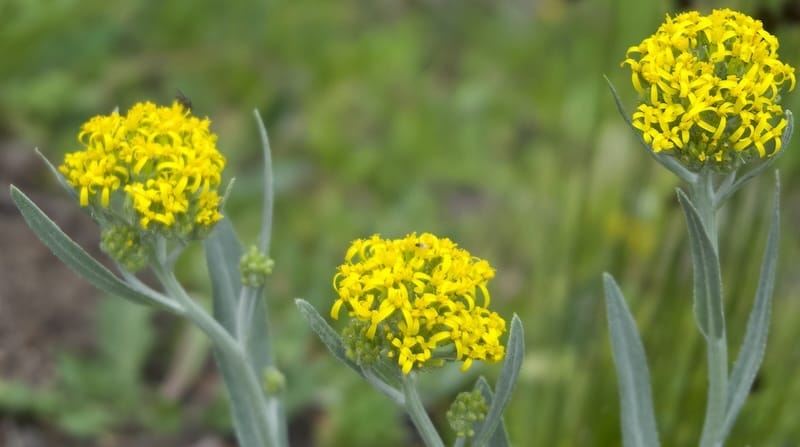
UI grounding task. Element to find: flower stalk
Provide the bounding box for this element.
[11,102,290,447]
[605,8,793,447]
[684,172,728,447]
[401,373,446,447]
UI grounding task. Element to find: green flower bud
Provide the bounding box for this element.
[240,245,274,288]
[446,389,488,439]
[341,319,383,368]
[100,224,150,272]
[262,366,286,395]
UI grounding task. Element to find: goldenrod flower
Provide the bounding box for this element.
[332,233,506,374]
[622,9,795,170]
[59,101,225,237]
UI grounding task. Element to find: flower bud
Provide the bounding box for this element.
[446,389,488,438]
[240,245,274,288]
[262,366,286,395]
[100,224,150,272]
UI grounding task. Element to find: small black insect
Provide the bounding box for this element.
[175,89,192,111]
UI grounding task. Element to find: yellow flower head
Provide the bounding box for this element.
[59,101,225,237]
[332,233,506,374]
[622,9,795,170]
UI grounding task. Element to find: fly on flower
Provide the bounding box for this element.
[175,89,192,111]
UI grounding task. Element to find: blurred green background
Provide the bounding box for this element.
[2,0,800,445]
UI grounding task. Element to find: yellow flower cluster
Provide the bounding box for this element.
[59,101,225,235]
[622,9,795,169]
[332,233,506,374]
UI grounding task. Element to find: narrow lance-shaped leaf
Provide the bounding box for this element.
[204,217,243,334]
[604,75,697,184]
[721,171,781,438]
[472,314,524,447]
[603,273,660,447]
[253,109,274,256]
[35,149,79,202]
[210,347,269,447]
[679,189,728,447]
[9,186,178,311]
[677,189,725,340]
[473,376,511,447]
[295,299,365,378]
[204,218,282,445]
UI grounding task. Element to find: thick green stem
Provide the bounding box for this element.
[690,170,728,447]
[153,267,280,447]
[690,171,719,253]
[401,374,445,447]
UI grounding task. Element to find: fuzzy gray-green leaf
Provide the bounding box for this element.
[211,347,270,447]
[204,217,243,334]
[603,273,660,447]
[604,75,696,184]
[677,189,725,340]
[35,148,79,202]
[253,109,274,256]
[295,298,364,378]
[722,171,780,438]
[10,185,171,310]
[472,314,524,447]
[473,376,511,447]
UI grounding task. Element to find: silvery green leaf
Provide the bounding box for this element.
[722,171,780,438]
[472,314,524,447]
[604,75,696,184]
[253,109,274,256]
[9,185,177,311]
[204,218,285,445]
[211,346,270,447]
[295,299,364,378]
[603,273,660,447]
[473,376,511,447]
[204,217,242,334]
[35,148,79,202]
[677,190,725,340]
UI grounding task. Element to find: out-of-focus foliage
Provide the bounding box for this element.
[2,0,800,445]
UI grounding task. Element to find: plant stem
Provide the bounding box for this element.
[153,267,280,447]
[400,373,445,447]
[691,170,728,447]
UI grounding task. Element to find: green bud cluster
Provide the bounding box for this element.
[446,389,488,439]
[341,319,383,368]
[100,224,150,272]
[240,245,274,288]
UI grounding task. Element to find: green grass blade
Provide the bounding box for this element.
[722,171,781,438]
[603,273,660,447]
[9,185,173,310]
[473,314,524,447]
